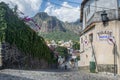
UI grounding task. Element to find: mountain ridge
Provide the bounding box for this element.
[32,12,81,33]
[30,12,81,41]
[33,12,66,33]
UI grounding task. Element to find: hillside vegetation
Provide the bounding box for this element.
[39,31,79,41]
[31,12,81,42]
[0,2,53,63]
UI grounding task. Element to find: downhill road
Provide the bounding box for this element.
[0,69,119,80]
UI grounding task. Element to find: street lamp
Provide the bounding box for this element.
[101,10,109,26]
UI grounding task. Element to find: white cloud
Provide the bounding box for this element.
[45,2,80,22]
[0,0,42,17]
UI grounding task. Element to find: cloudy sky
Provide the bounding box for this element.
[0,0,82,22]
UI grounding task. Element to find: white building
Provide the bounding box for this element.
[79,0,120,74]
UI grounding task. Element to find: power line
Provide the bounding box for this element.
[58,0,113,10]
[44,0,80,11]
[8,0,113,13]
[87,5,112,10]
[58,0,80,5]
[45,0,112,11]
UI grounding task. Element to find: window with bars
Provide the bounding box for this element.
[87,5,90,16]
[80,37,84,52]
[81,38,83,43]
[89,33,93,42]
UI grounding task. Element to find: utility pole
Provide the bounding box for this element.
[113,43,117,76]
[89,34,98,72]
[90,41,98,72]
[108,37,117,76]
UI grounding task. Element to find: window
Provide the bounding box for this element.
[86,2,90,16]
[80,38,84,52]
[118,0,120,7]
[84,11,87,26]
[89,33,93,42]
[81,38,83,43]
[87,5,90,15]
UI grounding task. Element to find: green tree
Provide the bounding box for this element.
[39,31,79,42]
[0,2,53,63]
[72,42,80,50]
[55,46,68,59]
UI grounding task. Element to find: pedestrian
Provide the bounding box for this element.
[65,64,67,70]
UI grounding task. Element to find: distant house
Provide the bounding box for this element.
[79,0,120,74]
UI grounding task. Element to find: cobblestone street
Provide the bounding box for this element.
[0,69,119,80]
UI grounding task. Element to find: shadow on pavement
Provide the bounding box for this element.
[0,73,33,80]
[2,68,76,73]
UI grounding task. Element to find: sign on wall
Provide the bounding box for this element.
[84,39,88,45]
[97,31,112,40]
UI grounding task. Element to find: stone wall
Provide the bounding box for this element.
[1,42,50,69]
[97,64,116,73]
[78,66,89,72]
[79,64,116,73]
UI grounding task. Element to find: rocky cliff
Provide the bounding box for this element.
[33,12,66,33]
[31,12,81,41]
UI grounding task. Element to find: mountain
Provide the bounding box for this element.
[64,19,82,34]
[33,12,66,33]
[31,12,81,41]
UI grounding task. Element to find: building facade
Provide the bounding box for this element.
[79,0,120,74]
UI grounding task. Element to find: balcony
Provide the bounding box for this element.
[86,9,118,28]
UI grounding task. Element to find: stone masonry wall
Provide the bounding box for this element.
[79,64,115,73]
[1,42,50,69]
[97,64,115,73]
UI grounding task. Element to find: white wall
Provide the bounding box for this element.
[82,0,118,29]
